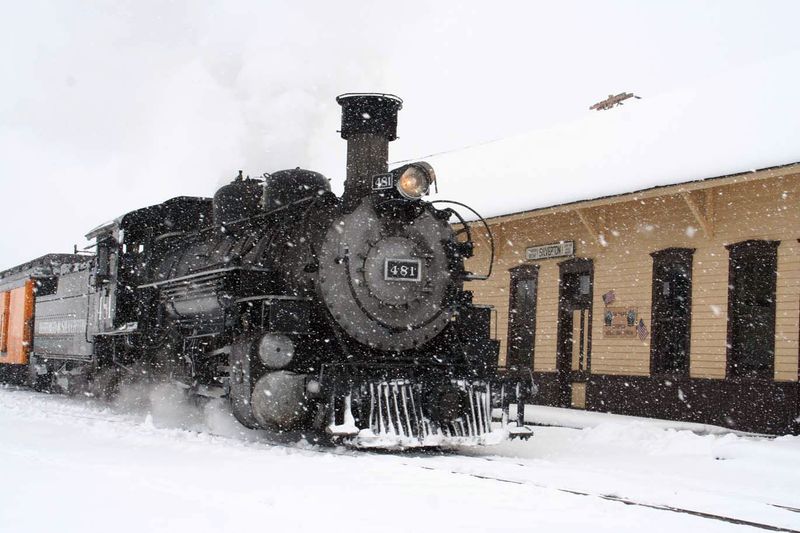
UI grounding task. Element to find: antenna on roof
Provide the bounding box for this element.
[590,92,641,111]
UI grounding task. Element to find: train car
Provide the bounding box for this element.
[0,94,533,447]
[0,254,94,386]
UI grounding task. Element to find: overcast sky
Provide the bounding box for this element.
[1,0,798,269]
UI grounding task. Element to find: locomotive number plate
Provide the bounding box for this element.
[372,173,394,190]
[384,259,422,282]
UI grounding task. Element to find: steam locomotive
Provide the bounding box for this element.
[0,94,532,447]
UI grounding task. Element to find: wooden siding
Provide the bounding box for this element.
[467,172,800,383]
[571,382,587,408]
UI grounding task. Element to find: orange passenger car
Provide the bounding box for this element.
[0,280,34,366]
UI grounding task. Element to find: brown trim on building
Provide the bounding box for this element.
[531,371,799,434]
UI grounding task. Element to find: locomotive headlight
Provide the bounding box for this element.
[397,162,435,199]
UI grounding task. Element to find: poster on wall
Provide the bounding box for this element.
[603,307,638,338]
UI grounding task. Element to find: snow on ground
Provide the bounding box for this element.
[1,385,799,533]
[511,404,767,436]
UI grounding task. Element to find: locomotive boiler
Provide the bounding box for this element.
[0,94,533,447]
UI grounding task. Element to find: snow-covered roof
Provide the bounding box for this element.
[426,52,800,220]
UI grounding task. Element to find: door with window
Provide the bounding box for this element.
[557,259,593,407]
[650,248,693,375]
[727,240,779,379]
[506,265,539,370]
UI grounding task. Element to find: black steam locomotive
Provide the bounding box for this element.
[0,94,532,447]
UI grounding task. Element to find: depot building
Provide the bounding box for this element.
[460,162,799,434]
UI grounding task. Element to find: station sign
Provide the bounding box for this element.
[526,241,575,261]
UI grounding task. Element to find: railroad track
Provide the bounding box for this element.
[5,390,799,532]
[273,439,800,532]
[249,437,800,532]
[405,458,800,533]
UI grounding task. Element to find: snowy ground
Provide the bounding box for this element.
[1,385,799,533]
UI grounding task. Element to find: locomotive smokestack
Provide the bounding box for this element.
[336,93,403,208]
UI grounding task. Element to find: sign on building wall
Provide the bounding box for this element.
[603,307,638,338]
[526,240,574,261]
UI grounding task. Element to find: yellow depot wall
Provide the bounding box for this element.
[465,172,800,382]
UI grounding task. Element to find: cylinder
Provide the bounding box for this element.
[336,93,403,208]
[251,371,310,430]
